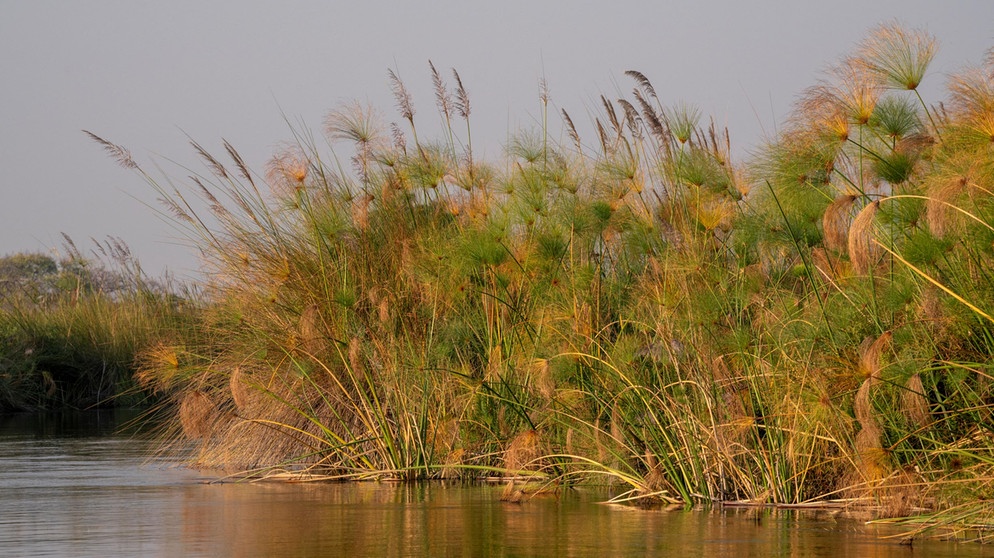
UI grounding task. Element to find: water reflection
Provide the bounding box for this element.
[0,412,986,557]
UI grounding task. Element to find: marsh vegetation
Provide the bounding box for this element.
[9,23,991,541]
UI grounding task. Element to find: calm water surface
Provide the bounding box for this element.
[0,411,989,557]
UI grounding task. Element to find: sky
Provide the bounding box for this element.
[2,1,993,281]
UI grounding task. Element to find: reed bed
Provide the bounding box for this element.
[88,25,994,540]
[0,243,197,410]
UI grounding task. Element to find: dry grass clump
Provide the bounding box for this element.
[878,468,926,518]
[179,391,223,439]
[853,378,890,484]
[500,429,557,502]
[503,429,546,475]
[901,373,931,429]
[848,201,882,275]
[228,367,250,411]
[823,194,858,253]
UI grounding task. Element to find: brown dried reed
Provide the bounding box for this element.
[848,200,881,274]
[298,303,323,355]
[823,194,858,252]
[926,176,968,238]
[83,130,139,170]
[859,331,892,382]
[230,367,252,413]
[853,378,890,484]
[179,391,219,439]
[503,429,545,474]
[901,373,931,428]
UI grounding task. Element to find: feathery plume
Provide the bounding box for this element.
[223,140,254,186]
[504,429,544,473]
[158,194,194,224]
[390,122,407,154]
[429,60,452,121]
[452,69,471,119]
[854,378,879,437]
[299,303,322,355]
[633,89,667,144]
[833,59,882,125]
[179,391,217,439]
[625,70,658,101]
[82,130,138,169]
[266,145,309,195]
[191,176,226,216]
[325,102,382,151]
[595,118,610,154]
[190,139,229,179]
[388,68,415,123]
[230,367,251,412]
[60,233,82,261]
[601,95,622,139]
[561,109,581,152]
[796,85,851,143]
[617,98,643,140]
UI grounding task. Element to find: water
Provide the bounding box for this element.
[0,412,988,557]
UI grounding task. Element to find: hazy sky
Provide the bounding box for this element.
[2,1,993,280]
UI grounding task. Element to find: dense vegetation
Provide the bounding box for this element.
[0,245,196,411]
[10,23,992,539]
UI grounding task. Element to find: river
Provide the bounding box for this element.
[0,411,987,557]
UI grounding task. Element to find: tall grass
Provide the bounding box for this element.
[91,24,994,539]
[0,243,197,410]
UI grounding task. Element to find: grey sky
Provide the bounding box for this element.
[2,1,992,280]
